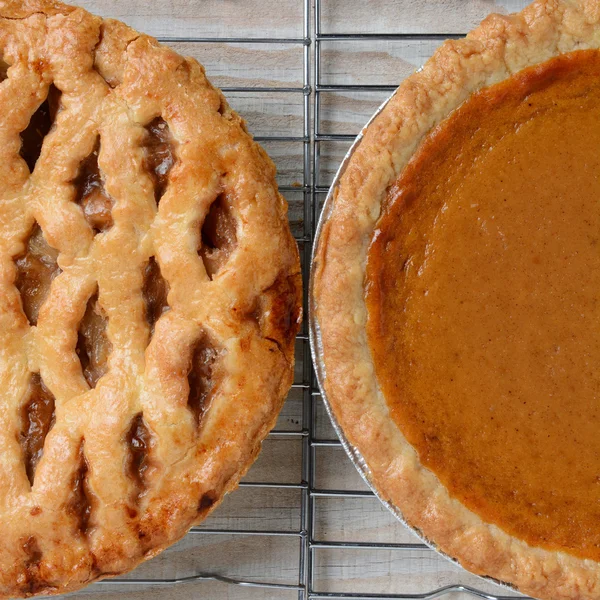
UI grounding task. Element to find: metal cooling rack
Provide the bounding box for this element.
[78,1,529,599]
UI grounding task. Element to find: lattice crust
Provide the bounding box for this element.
[0,1,302,597]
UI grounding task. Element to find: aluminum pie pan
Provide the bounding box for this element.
[308,88,524,599]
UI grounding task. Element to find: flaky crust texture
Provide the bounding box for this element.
[0,0,301,597]
[313,1,600,599]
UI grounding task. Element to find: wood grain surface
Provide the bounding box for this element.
[47,1,531,599]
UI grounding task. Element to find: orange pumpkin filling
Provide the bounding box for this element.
[366,50,600,560]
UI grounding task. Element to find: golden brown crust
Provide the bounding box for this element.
[313,1,600,599]
[0,0,301,597]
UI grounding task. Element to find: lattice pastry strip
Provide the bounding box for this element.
[0,1,302,597]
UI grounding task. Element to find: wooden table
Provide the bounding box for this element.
[56,1,529,598]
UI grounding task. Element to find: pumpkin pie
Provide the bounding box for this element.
[313,1,600,598]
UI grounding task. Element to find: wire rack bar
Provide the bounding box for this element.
[269,429,309,438]
[315,85,398,92]
[310,541,428,550]
[103,574,304,590]
[254,135,309,142]
[191,528,303,537]
[315,33,465,41]
[238,481,308,489]
[221,87,308,93]
[314,134,359,141]
[311,439,342,446]
[310,489,374,498]
[282,185,312,193]
[307,588,519,600]
[157,37,309,45]
[300,0,314,595]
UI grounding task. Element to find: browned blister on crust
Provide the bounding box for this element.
[0,0,301,597]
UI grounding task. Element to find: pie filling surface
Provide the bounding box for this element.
[366,49,600,560]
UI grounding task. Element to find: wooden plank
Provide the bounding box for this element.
[319,38,445,86]
[318,0,529,35]
[274,387,304,433]
[243,438,303,485]
[226,93,304,138]
[314,393,339,440]
[119,533,300,585]
[317,91,390,136]
[314,446,370,492]
[196,486,302,532]
[314,496,421,544]
[169,42,304,89]
[75,534,301,598]
[78,584,298,600]
[317,139,353,187]
[73,0,304,39]
[312,546,520,597]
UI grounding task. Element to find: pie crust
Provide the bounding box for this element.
[0,1,301,597]
[312,1,600,598]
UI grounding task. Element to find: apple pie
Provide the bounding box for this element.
[0,0,301,597]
